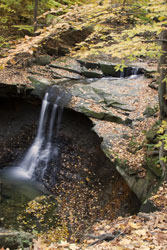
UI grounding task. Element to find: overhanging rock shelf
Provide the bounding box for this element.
[0,58,159,205]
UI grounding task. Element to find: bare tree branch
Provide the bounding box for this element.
[87,231,124,247]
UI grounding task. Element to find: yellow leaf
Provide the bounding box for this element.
[159,16,166,21]
[134,229,147,236]
[0,64,5,70]
[162,120,167,126]
[152,194,159,199]
[86,177,90,182]
[155,141,162,148]
[128,222,141,229]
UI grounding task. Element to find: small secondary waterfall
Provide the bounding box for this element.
[18,88,71,180]
[120,67,140,78]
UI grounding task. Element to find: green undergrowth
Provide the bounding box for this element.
[0,0,89,49]
[69,0,167,65]
[1,0,167,67]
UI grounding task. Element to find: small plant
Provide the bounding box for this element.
[12,24,34,34]
[18,236,32,250]
[155,120,167,164]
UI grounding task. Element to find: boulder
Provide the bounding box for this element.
[70,77,143,123]
[146,155,163,177]
[35,55,51,66]
[49,67,83,80]
[50,57,82,74]
[143,105,157,117]
[28,76,51,99]
[81,68,103,78]
[73,99,124,123]
[0,228,33,249]
[146,128,158,143]
[77,59,144,77]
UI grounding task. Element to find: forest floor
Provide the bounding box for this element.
[0,2,167,250]
[33,183,167,250]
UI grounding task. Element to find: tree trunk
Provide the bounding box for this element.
[158,29,167,178]
[122,0,126,6]
[158,29,167,119]
[34,0,39,32]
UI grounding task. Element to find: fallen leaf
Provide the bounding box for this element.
[156,232,167,244]
[69,243,79,250]
[128,222,141,229]
[0,64,5,70]
[10,59,16,65]
[134,229,147,236]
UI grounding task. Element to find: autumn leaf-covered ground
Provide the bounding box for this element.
[0,1,167,250]
[32,183,167,250]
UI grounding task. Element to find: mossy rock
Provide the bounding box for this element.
[143,106,157,117]
[76,105,105,119]
[35,55,51,66]
[28,76,51,99]
[50,59,82,74]
[81,70,103,78]
[75,102,123,123]
[0,228,33,250]
[100,63,119,77]
[146,129,158,143]
[146,155,163,177]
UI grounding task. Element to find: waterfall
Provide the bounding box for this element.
[40,102,59,179]
[120,67,140,79]
[37,93,49,139]
[19,92,49,178]
[18,88,71,180]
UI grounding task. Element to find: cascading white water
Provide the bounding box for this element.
[36,93,49,139]
[40,103,58,178]
[19,92,49,178]
[7,87,71,182]
[18,92,64,180]
[120,67,140,79]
